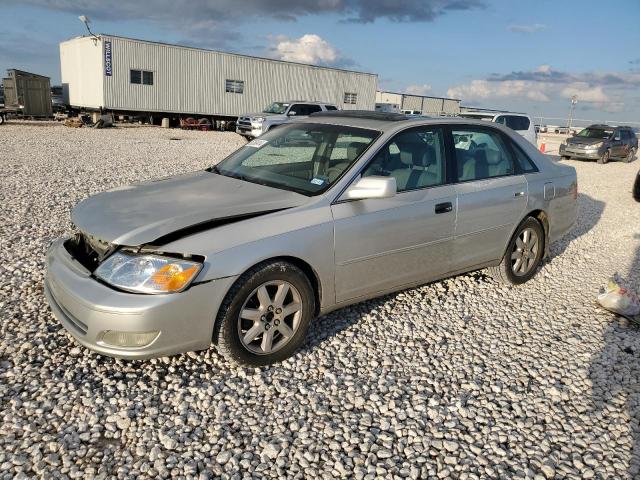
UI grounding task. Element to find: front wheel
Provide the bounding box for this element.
[488,217,545,285]
[213,261,315,366]
[598,149,610,164]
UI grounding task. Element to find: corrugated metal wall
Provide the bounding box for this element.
[376,91,402,105]
[100,36,377,116]
[442,98,460,115]
[401,95,422,111]
[422,97,443,115]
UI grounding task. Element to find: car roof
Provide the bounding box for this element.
[295,110,515,133]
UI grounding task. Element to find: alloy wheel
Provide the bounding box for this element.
[510,227,540,276]
[237,280,303,355]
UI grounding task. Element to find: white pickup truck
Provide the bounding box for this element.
[236,101,338,138]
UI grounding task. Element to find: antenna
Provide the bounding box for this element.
[78,15,99,43]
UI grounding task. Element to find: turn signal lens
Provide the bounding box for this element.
[149,264,200,292]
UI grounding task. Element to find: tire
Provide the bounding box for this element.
[488,217,545,285]
[624,148,636,163]
[0,114,5,125]
[598,150,610,164]
[213,260,315,366]
[561,155,571,160]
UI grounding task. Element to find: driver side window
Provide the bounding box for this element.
[362,127,446,192]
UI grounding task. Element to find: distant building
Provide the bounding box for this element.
[375,90,461,116]
[60,35,378,122]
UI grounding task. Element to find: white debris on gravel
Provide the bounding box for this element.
[1,122,640,479]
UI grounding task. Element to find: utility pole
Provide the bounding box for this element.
[567,95,578,130]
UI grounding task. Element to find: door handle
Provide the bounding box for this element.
[435,202,453,214]
[514,191,525,197]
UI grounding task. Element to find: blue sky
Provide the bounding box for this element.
[2,0,639,123]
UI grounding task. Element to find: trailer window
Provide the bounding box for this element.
[130,70,153,85]
[344,93,358,104]
[130,70,142,84]
[143,71,153,85]
[226,79,244,94]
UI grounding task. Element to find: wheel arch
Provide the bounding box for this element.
[219,255,323,319]
[521,209,549,258]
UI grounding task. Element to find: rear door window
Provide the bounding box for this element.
[496,115,530,131]
[452,127,516,182]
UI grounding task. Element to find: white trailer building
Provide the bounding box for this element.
[60,35,378,124]
[375,90,461,116]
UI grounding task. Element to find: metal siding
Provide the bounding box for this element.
[98,36,377,116]
[442,98,461,114]
[402,95,422,111]
[422,97,443,114]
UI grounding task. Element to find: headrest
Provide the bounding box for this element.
[484,147,502,165]
[347,142,368,161]
[415,145,436,167]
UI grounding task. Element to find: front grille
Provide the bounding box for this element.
[64,233,114,272]
[237,117,252,127]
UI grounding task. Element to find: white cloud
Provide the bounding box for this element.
[272,34,340,64]
[405,84,432,95]
[447,79,550,102]
[508,23,546,33]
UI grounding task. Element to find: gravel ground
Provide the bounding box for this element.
[1,122,640,479]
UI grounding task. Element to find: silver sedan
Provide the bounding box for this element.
[45,112,577,366]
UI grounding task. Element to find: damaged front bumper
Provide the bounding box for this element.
[44,238,238,359]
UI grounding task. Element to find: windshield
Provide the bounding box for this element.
[263,102,290,114]
[577,128,613,139]
[212,123,380,196]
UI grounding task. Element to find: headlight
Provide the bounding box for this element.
[95,251,202,294]
[253,117,265,123]
[592,142,604,148]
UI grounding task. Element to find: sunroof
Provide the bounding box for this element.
[310,110,410,121]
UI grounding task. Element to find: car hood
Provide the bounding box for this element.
[72,171,308,246]
[567,137,606,145]
[242,112,284,119]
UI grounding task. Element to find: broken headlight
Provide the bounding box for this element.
[95,251,202,294]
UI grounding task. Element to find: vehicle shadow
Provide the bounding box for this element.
[589,237,640,477]
[548,193,605,259]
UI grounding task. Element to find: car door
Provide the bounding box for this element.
[331,126,457,303]
[450,125,528,271]
[610,129,625,157]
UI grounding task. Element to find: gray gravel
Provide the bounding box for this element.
[1,121,640,479]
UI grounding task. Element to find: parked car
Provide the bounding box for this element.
[634,168,640,201]
[236,101,338,138]
[401,109,422,116]
[45,112,577,366]
[458,111,537,146]
[560,124,638,164]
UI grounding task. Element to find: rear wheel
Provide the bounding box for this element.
[489,217,545,285]
[598,149,610,164]
[214,261,315,366]
[0,114,5,125]
[624,148,636,163]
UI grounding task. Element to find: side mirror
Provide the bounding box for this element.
[287,111,297,116]
[344,176,396,200]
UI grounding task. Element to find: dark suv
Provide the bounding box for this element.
[560,124,638,164]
